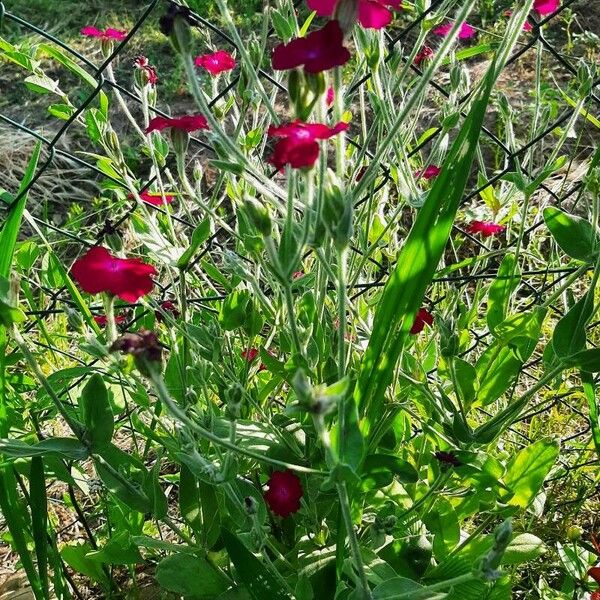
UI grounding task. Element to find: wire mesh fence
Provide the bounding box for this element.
[0,0,599,593]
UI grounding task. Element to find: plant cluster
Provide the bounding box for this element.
[0,0,599,599]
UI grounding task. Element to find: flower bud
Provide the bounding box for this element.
[476,519,512,581]
[438,317,459,357]
[192,160,203,184]
[306,72,326,98]
[322,170,353,250]
[243,197,272,237]
[66,307,84,332]
[100,38,114,59]
[110,330,163,377]
[225,382,244,420]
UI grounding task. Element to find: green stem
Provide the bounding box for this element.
[178,270,189,402]
[337,247,348,379]
[103,293,118,347]
[11,325,83,439]
[148,367,323,475]
[336,480,372,600]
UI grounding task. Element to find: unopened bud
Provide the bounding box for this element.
[243,197,272,237]
[66,307,84,332]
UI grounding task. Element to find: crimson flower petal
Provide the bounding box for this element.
[589,567,600,585]
[268,120,348,170]
[194,50,236,75]
[272,20,350,74]
[414,45,434,66]
[306,0,337,15]
[466,220,505,238]
[71,247,157,302]
[104,28,127,41]
[80,25,103,37]
[264,470,303,517]
[416,165,441,180]
[433,22,476,39]
[146,114,209,134]
[358,0,393,29]
[137,191,176,206]
[410,308,434,335]
[534,0,559,15]
[80,26,127,40]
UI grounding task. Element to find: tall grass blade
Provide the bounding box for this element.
[354,6,534,443]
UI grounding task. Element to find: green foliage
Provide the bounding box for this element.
[0,1,598,599]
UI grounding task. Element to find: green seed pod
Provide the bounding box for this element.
[66,307,84,332]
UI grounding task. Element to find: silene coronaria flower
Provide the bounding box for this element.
[415,165,441,180]
[534,0,560,15]
[94,314,127,327]
[466,220,505,238]
[307,0,402,30]
[80,25,127,41]
[272,20,351,74]
[410,308,434,335]
[194,50,236,75]
[268,120,348,171]
[432,22,477,39]
[241,348,266,372]
[414,45,434,66]
[134,56,159,86]
[71,247,157,302]
[264,470,303,517]
[155,300,180,322]
[146,114,209,134]
[128,191,176,206]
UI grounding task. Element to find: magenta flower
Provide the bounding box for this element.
[134,56,158,86]
[414,45,434,66]
[415,165,441,180]
[71,247,157,303]
[307,0,402,30]
[264,470,303,517]
[155,300,180,322]
[128,191,176,206]
[433,22,477,39]
[326,87,335,107]
[272,20,351,74]
[194,50,236,75]
[466,220,506,237]
[534,0,559,15]
[145,114,209,134]
[410,308,434,335]
[80,26,127,41]
[268,120,348,171]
